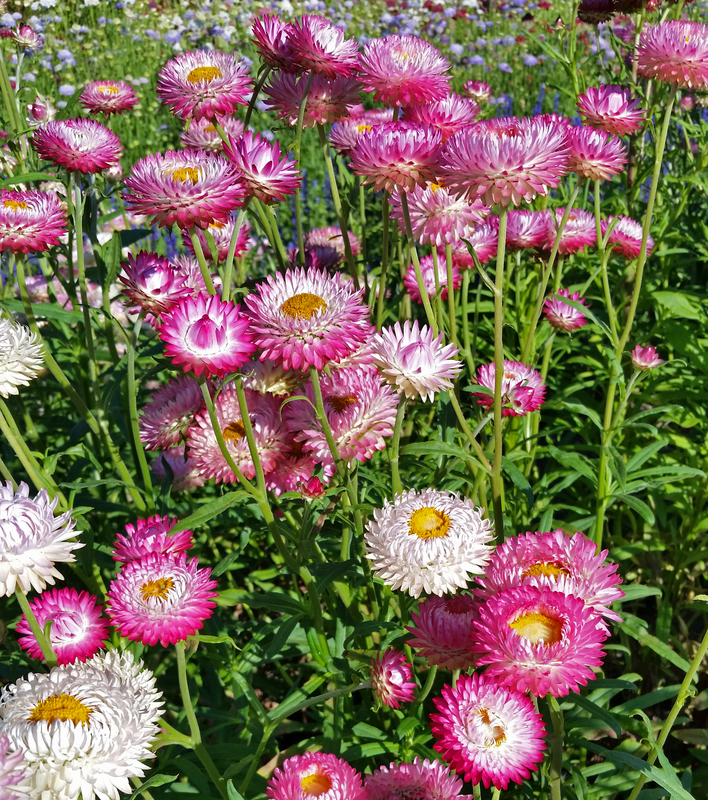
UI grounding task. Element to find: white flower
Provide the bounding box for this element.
[0,732,28,798]
[0,650,163,800]
[373,320,463,402]
[364,488,493,598]
[0,318,44,399]
[0,481,82,596]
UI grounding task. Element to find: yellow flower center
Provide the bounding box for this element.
[140,576,174,602]
[473,707,506,746]
[327,394,357,414]
[429,182,443,193]
[28,693,92,727]
[357,123,372,133]
[205,124,217,133]
[281,293,327,319]
[3,199,28,211]
[97,86,119,95]
[222,420,246,443]
[167,167,200,185]
[509,611,563,645]
[408,506,451,539]
[187,66,222,84]
[301,774,332,796]
[523,562,570,580]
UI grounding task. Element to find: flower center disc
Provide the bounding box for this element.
[445,594,472,615]
[223,420,246,443]
[523,561,570,580]
[168,167,200,185]
[281,293,327,319]
[327,394,357,413]
[3,199,28,211]
[97,86,119,95]
[509,611,563,645]
[300,773,332,796]
[187,66,223,84]
[140,575,175,602]
[357,124,372,134]
[408,506,451,539]
[28,693,92,726]
[467,705,506,748]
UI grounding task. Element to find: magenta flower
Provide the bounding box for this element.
[12,24,42,52]
[366,757,463,800]
[506,209,548,250]
[152,446,205,492]
[359,35,451,107]
[171,254,209,294]
[371,649,417,709]
[223,131,302,204]
[112,514,194,564]
[404,93,480,140]
[289,14,360,78]
[577,85,645,137]
[303,226,361,268]
[463,79,493,103]
[252,13,298,72]
[637,21,708,88]
[431,672,546,789]
[80,80,139,116]
[265,448,319,498]
[0,733,27,798]
[266,752,368,800]
[264,71,360,127]
[406,593,480,671]
[0,189,66,255]
[157,50,251,121]
[543,288,589,332]
[471,360,546,417]
[403,252,461,303]
[328,108,393,154]
[158,293,255,378]
[455,218,499,266]
[33,118,123,173]
[26,92,56,127]
[118,251,194,315]
[603,215,653,258]
[16,588,109,665]
[567,126,627,181]
[631,344,664,370]
[180,115,244,153]
[183,217,252,264]
[139,375,205,450]
[123,149,245,229]
[107,551,217,647]
[543,207,596,254]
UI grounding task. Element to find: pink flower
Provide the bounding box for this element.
[359,35,451,107]
[462,79,493,103]
[223,130,302,203]
[567,126,627,181]
[455,218,499,266]
[577,85,645,137]
[631,344,663,370]
[264,71,361,128]
[371,649,417,708]
[139,375,205,450]
[0,189,66,254]
[26,93,56,127]
[123,149,245,230]
[157,50,251,121]
[266,752,368,800]
[289,15,360,79]
[243,266,372,372]
[506,209,548,250]
[252,13,298,72]
[180,115,244,153]
[543,207,596,254]
[171,254,208,294]
[471,360,546,417]
[328,108,393,154]
[16,588,109,665]
[438,117,570,207]
[80,80,139,116]
[119,251,194,315]
[366,758,463,800]
[637,21,708,88]
[0,733,27,797]
[431,672,546,789]
[303,226,361,268]
[33,118,123,173]
[152,446,205,492]
[403,252,461,303]
[603,215,653,258]
[475,586,610,697]
[404,93,480,140]
[107,551,218,647]
[112,514,194,564]
[158,293,255,378]
[265,447,319,497]
[406,593,480,670]
[183,217,252,263]
[350,122,442,192]
[12,24,42,52]
[543,288,589,332]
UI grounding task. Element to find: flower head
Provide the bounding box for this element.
[0,189,66,254]
[567,126,627,181]
[152,446,205,492]
[603,215,653,258]
[33,119,122,173]
[112,515,194,564]
[0,732,27,798]
[265,447,319,498]
[463,80,493,103]
[182,216,252,263]
[266,752,368,800]
[118,251,194,315]
[224,131,302,204]
[180,115,243,153]
[80,80,139,116]
[456,218,499,265]
[26,93,56,127]
[297,226,361,269]
[544,207,596,254]
[543,288,589,332]
[12,25,42,53]
[371,650,416,708]
[365,757,463,800]
[471,360,546,417]
[364,488,493,598]
[264,72,360,128]
[631,344,663,370]
[403,252,461,303]
[406,594,480,670]
[637,21,708,88]
[505,209,548,250]
[577,85,645,137]
[404,93,480,140]
[252,14,297,72]
[289,15,360,78]
[328,108,392,154]
[0,318,43,400]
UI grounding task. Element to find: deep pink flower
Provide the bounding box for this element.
[158,293,255,377]
[223,131,302,203]
[33,118,123,173]
[183,217,252,263]
[543,288,589,332]
[359,35,451,107]
[603,215,654,258]
[404,93,480,140]
[16,588,109,665]
[403,252,461,303]
[471,360,546,417]
[631,344,663,370]
[371,649,417,708]
[118,251,194,315]
[567,126,627,181]
[180,115,244,153]
[152,446,205,492]
[266,752,368,800]
[264,71,360,128]
[406,593,480,670]
[0,189,66,254]
[506,209,548,250]
[455,218,499,266]
[462,79,493,103]
[171,254,209,294]
[252,13,298,72]
[577,85,645,137]
[328,108,393,154]
[26,92,56,127]
[12,25,42,52]
[157,50,251,121]
[366,757,463,800]
[289,15,360,79]
[264,447,319,498]
[139,375,205,450]
[80,80,139,116]
[637,21,708,88]
[112,514,194,564]
[543,207,596,254]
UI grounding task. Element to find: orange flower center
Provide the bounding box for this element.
[300,774,332,796]
[509,611,563,645]
[205,125,217,133]
[3,199,28,211]
[408,506,451,539]
[28,693,92,726]
[223,420,246,443]
[97,86,119,95]
[327,395,357,413]
[281,292,327,319]
[140,576,174,602]
[473,706,507,746]
[187,66,222,84]
[523,562,570,580]
[167,167,200,185]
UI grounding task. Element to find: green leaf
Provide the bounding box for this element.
[127,775,178,800]
[546,399,603,430]
[227,781,247,800]
[172,491,250,533]
[626,441,667,474]
[616,585,662,603]
[352,722,387,741]
[0,172,55,187]
[613,685,681,714]
[652,290,703,320]
[218,590,306,616]
[401,441,486,471]
[611,493,655,525]
[619,614,690,672]
[120,229,152,247]
[233,673,270,727]
[0,298,82,324]
[547,444,598,486]
[264,614,302,660]
[564,693,622,737]
[501,456,534,507]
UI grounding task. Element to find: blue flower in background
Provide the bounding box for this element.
[470,55,485,66]
[498,62,512,73]
[450,43,463,56]
[523,54,539,66]
[164,29,182,44]
[58,84,75,96]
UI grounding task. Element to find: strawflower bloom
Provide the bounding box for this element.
[157,50,251,121]
[264,72,360,128]
[403,253,461,303]
[404,93,480,140]
[183,217,252,263]
[359,35,451,107]
[180,115,244,153]
[631,344,664,370]
[0,318,43,399]
[637,21,708,88]
[119,251,193,315]
[350,122,442,192]
[80,80,139,116]
[304,226,361,268]
[366,757,463,800]
[252,13,297,72]
[289,14,360,79]
[543,288,589,332]
[463,79,493,103]
[603,215,653,258]
[16,588,109,665]
[364,488,493,598]
[328,108,392,154]
[0,189,65,254]
[223,131,302,203]
[123,149,245,229]
[505,209,548,250]
[371,650,417,708]
[577,85,645,137]
[543,207,596,255]
[12,25,42,52]
[266,752,368,800]
[567,126,627,181]
[171,254,208,294]
[0,732,27,798]
[26,93,56,127]
[158,293,255,378]
[152,446,205,492]
[33,118,122,173]
[456,218,498,265]
[471,360,546,417]
[244,266,371,371]
[241,359,303,396]
[113,514,194,563]
[265,447,319,498]
[431,672,546,789]
[0,481,81,596]
[107,551,217,646]
[373,320,463,402]
[406,593,480,670]
[0,650,163,800]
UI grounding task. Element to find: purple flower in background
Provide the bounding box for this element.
[165,29,182,44]
[450,43,464,56]
[58,84,75,96]
[498,62,512,73]
[470,55,485,66]
[524,54,539,66]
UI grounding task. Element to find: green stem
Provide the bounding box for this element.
[411,665,438,713]
[445,244,458,347]
[293,72,315,265]
[309,366,346,480]
[594,180,618,343]
[189,230,216,295]
[461,269,475,375]
[400,192,437,333]
[447,390,492,472]
[252,199,286,270]
[127,314,154,510]
[548,695,564,800]
[243,64,272,128]
[15,588,57,667]
[222,203,249,302]
[431,248,445,334]
[377,193,390,329]
[390,399,406,495]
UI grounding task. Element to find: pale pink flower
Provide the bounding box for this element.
[637,21,708,88]
[403,252,461,303]
[266,752,368,800]
[12,25,42,52]
[404,93,480,140]
[577,85,645,137]
[371,649,417,708]
[33,118,123,173]
[0,189,66,254]
[366,758,463,800]
[567,126,627,181]
[455,218,499,266]
[252,13,298,72]
[471,360,546,417]
[406,593,480,670]
[304,226,361,268]
[265,448,319,498]
[543,207,596,254]
[506,209,548,250]
[112,515,194,564]
[603,215,653,258]
[171,254,208,294]
[152,446,206,492]
[118,251,194,315]
[0,732,27,798]
[180,115,244,153]
[328,108,392,154]
[139,375,205,450]
[462,79,493,103]
[543,288,589,332]
[80,80,139,116]
[289,14,360,79]
[264,72,360,128]
[631,344,663,370]
[223,131,302,204]
[26,93,56,127]
[183,217,252,263]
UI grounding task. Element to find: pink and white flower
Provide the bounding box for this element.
[289,15,360,79]
[455,218,499,266]
[252,14,297,72]
[404,93,480,140]
[119,251,194,315]
[543,207,596,255]
[328,108,393,154]
[543,288,589,332]
[637,21,708,88]
[603,215,653,259]
[266,752,368,800]
[223,131,302,204]
[264,72,360,128]
[80,80,139,116]
[631,344,663,370]
[303,226,361,268]
[470,360,546,417]
[365,757,463,800]
[0,732,27,798]
[403,253,461,303]
[33,119,123,173]
[505,209,548,250]
[183,217,252,263]
[371,649,417,708]
[463,80,493,103]
[152,446,205,492]
[577,85,645,137]
[406,594,480,670]
[0,189,66,254]
[180,115,244,153]
[139,375,205,450]
[567,126,627,182]
[112,515,194,564]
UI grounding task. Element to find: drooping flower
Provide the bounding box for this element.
[80,80,139,116]
[577,85,645,137]
[462,79,493,103]
[183,217,252,263]
[303,226,362,268]
[637,21,708,88]
[123,149,245,229]
[152,446,206,492]
[505,209,548,250]
[0,481,81,596]
[112,515,194,564]
[543,288,589,332]
[365,757,463,800]
[33,118,123,173]
[328,108,393,154]
[404,93,480,140]
[288,15,360,79]
[252,13,297,72]
[180,115,244,153]
[470,360,546,417]
[603,215,653,258]
[0,318,43,399]
[543,207,596,255]
[264,72,360,128]
[359,35,451,107]
[223,131,302,203]
[631,344,664,370]
[406,593,480,670]
[456,218,499,266]
[373,320,463,402]
[0,189,66,254]
[371,650,417,709]
[403,252,461,303]
[567,126,627,181]
[364,488,493,598]
[244,266,372,372]
[118,251,193,315]
[16,588,109,665]
[157,50,251,121]
[430,672,546,789]
[0,732,27,798]
[266,752,368,800]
